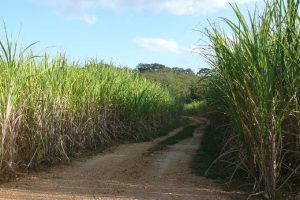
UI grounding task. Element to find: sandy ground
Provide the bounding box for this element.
[0,117,245,200]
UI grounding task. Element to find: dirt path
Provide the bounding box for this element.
[0,117,244,200]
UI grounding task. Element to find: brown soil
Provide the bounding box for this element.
[0,117,245,200]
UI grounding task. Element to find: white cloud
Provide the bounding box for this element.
[36,0,259,24]
[133,37,205,55]
[37,0,98,24]
[133,37,182,54]
[185,45,203,54]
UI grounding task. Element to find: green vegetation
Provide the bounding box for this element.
[192,124,252,193]
[136,63,202,103]
[183,100,207,115]
[191,125,224,179]
[130,118,193,143]
[203,0,300,198]
[0,30,182,178]
[148,124,197,153]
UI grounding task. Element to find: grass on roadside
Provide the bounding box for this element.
[183,100,207,115]
[148,124,198,153]
[191,124,228,179]
[123,118,193,144]
[138,118,193,143]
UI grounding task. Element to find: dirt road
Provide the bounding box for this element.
[0,117,244,200]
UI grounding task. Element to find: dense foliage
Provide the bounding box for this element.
[0,33,182,178]
[136,63,203,102]
[204,0,300,198]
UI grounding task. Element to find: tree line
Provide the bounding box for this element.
[135,63,210,103]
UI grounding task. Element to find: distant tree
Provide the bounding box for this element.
[137,63,200,102]
[184,68,194,74]
[136,63,167,73]
[170,67,195,74]
[136,63,195,74]
[171,67,185,73]
[197,68,212,76]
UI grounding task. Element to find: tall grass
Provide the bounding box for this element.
[0,29,182,178]
[203,0,300,198]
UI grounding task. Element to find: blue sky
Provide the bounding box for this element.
[1,0,261,71]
